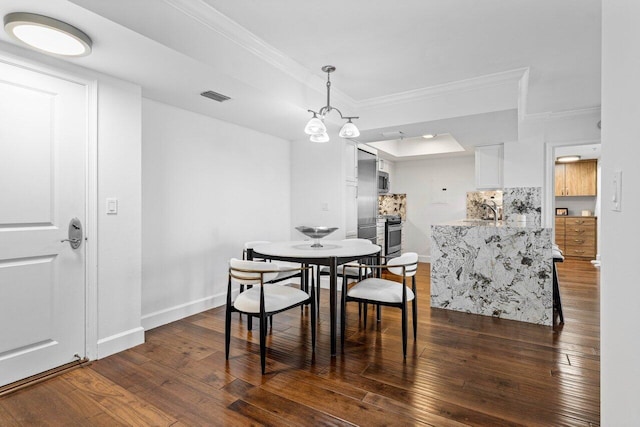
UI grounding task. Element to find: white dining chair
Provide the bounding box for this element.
[225,258,316,374]
[341,252,419,358]
[242,240,306,330]
[243,240,302,283]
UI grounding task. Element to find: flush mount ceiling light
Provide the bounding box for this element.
[422,134,437,139]
[4,12,92,57]
[304,65,360,143]
[557,155,581,163]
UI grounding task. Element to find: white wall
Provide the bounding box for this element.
[141,99,291,329]
[95,77,144,357]
[601,1,640,423]
[392,155,475,261]
[290,135,346,239]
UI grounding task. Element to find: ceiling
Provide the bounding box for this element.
[0,0,602,159]
[556,143,601,160]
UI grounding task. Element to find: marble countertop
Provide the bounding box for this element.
[438,219,550,229]
[440,219,504,227]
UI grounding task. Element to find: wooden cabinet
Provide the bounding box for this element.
[555,216,567,253]
[555,160,597,196]
[475,144,503,190]
[555,216,597,259]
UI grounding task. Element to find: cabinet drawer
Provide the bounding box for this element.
[565,236,595,247]
[564,246,595,258]
[565,228,595,240]
[566,217,596,227]
[564,226,596,238]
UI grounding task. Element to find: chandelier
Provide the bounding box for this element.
[304,65,360,143]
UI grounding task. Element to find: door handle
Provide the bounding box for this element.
[61,217,83,249]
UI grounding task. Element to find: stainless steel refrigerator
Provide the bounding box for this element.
[357,149,378,243]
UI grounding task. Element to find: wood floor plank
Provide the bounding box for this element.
[0,260,600,426]
[62,369,178,426]
[224,378,354,426]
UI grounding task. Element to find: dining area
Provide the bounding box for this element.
[225,226,420,374]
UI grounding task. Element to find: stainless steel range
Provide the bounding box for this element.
[384,215,402,258]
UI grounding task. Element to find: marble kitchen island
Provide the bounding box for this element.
[430,220,553,326]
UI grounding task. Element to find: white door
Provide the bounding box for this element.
[0,60,87,387]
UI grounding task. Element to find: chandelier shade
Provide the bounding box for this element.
[305,65,359,142]
[304,114,327,135]
[338,119,360,138]
[310,132,330,143]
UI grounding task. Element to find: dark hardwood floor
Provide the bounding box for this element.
[0,259,600,426]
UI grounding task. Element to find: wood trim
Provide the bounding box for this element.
[0,358,90,398]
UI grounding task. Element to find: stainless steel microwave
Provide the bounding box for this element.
[378,171,389,193]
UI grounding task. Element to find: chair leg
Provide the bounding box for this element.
[376,304,381,322]
[301,267,307,313]
[341,293,346,352]
[311,297,317,352]
[225,306,232,360]
[260,314,267,374]
[401,305,407,359]
[412,297,418,340]
[310,268,317,351]
[247,284,253,330]
[412,276,417,340]
[316,266,321,308]
[363,303,368,328]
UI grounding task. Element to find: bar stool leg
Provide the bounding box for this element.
[553,261,564,324]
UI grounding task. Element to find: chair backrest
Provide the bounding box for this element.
[229,258,279,285]
[387,252,419,277]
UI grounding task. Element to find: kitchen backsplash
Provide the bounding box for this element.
[467,187,542,227]
[378,193,406,220]
[503,187,542,227]
[466,190,503,219]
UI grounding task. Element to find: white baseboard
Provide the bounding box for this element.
[97,326,145,359]
[141,293,226,331]
[419,255,431,263]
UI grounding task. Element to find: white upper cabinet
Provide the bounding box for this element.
[475,143,504,190]
[345,140,358,184]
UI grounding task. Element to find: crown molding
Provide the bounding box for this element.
[163,0,533,113]
[356,68,529,110]
[547,106,601,120]
[163,0,356,104]
[522,106,601,123]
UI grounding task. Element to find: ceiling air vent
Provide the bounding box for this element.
[200,90,231,102]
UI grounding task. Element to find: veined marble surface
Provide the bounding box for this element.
[378,193,406,220]
[503,187,541,227]
[430,223,552,325]
[466,190,503,219]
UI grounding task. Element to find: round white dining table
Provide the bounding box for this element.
[250,240,381,356]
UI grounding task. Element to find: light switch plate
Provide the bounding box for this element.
[106,198,118,215]
[612,170,622,212]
